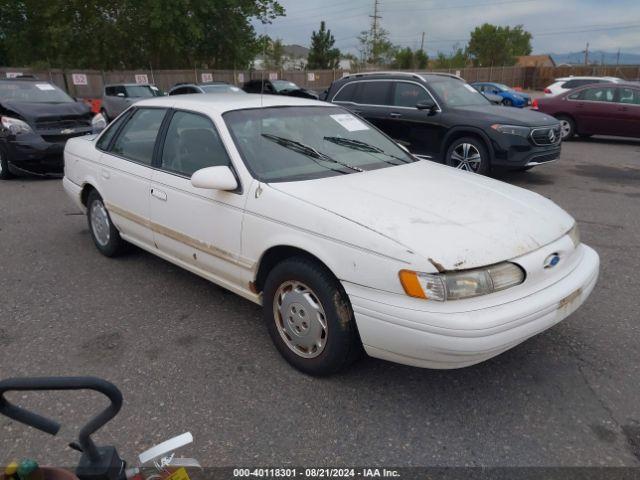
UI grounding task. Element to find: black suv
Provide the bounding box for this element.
[0,77,93,178]
[243,79,319,99]
[325,72,561,173]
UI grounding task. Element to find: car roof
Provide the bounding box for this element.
[554,76,621,81]
[134,93,335,115]
[340,71,461,82]
[105,83,153,87]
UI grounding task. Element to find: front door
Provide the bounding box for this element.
[149,110,247,286]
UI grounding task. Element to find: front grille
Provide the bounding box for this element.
[530,125,562,146]
[41,131,92,143]
[35,118,91,132]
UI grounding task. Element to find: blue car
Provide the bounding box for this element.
[471,82,531,108]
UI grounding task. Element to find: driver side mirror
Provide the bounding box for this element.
[191,166,238,191]
[416,99,437,115]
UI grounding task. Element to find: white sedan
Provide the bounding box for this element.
[63,94,600,375]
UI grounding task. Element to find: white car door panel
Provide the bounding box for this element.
[149,110,248,286]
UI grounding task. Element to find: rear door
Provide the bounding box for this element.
[381,80,442,158]
[149,109,247,286]
[333,80,393,130]
[97,107,168,248]
[570,85,618,135]
[613,86,640,138]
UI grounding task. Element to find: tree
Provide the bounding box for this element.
[414,49,429,69]
[433,45,469,69]
[0,0,285,69]
[358,26,395,66]
[394,47,414,69]
[264,38,285,69]
[467,23,532,66]
[307,21,341,69]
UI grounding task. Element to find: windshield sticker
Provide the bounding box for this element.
[330,114,369,132]
[35,83,56,91]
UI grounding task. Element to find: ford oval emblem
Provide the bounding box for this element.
[544,253,561,269]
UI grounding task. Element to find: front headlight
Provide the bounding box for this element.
[1,116,34,135]
[568,223,580,248]
[399,262,525,301]
[491,124,531,137]
[91,113,107,133]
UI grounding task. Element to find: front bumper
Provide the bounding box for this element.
[490,132,561,169]
[344,243,599,369]
[3,130,91,175]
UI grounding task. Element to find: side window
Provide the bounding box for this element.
[110,108,167,165]
[583,87,615,102]
[617,88,640,105]
[105,86,115,96]
[333,82,359,102]
[243,82,260,93]
[160,111,230,177]
[358,81,392,105]
[96,111,131,151]
[567,90,584,100]
[393,82,430,108]
[113,86,127,97]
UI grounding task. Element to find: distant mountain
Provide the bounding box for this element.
[551,50,640,65]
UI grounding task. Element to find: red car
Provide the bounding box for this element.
[532,82,640,141]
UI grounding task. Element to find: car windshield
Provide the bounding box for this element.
[271,80,299,92]
[0,80,74,103]
[125,85,156,98]
[494,83,511,92]
[200,84,246,94]
[224,106,415,183]
[430,77,490,107]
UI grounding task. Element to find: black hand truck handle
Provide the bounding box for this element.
[0,376,123,462]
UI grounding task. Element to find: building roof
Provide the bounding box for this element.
[515,55,556,67]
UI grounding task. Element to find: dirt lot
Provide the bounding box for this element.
[1,137,640,467]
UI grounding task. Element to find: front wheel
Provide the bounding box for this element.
[502,98,513,107]
[86,190,126,257]
[263,257,362,376]
[445,137,490,174]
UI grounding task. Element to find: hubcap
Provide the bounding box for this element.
[451,143,482,172]
[560,120,572,139]
[273,281,328,358]
[90,200,111,247]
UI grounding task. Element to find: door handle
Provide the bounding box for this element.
[389,112,402,118]
[101,169,110,180]
[150,188,167,201]
[620,106,629,112]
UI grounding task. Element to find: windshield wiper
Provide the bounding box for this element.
[323,136,412,165]
[261,133,363,173]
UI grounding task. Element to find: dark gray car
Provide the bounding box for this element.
[101,84,161,121]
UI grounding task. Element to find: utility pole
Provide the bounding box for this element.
[616,48,621,65]
[369,0,381,64]
[420,31,425,52]
[583,42,589,65]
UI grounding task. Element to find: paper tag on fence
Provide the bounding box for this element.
[330,114,369,132]
[165,467,191,480]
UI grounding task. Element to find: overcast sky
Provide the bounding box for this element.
[255,0,640,56]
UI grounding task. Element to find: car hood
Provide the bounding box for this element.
[270,161,574,271]
[0,100,91,124]
[451,104,557,126]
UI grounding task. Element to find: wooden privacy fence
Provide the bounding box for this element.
[2,65,639,98]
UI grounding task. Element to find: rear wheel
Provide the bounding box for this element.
[557,116,575,140]
[263,257,362,376]
[0,147,14,180]
[445,137,490,174]
[502,98,513,107]
[86,190,126,257]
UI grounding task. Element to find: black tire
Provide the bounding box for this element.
[445,136,490,174]
[0,146,14,180]
[557,115,575,141]
[263,257,362,376]
[86,190,126,257]
[502,98,513,107]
